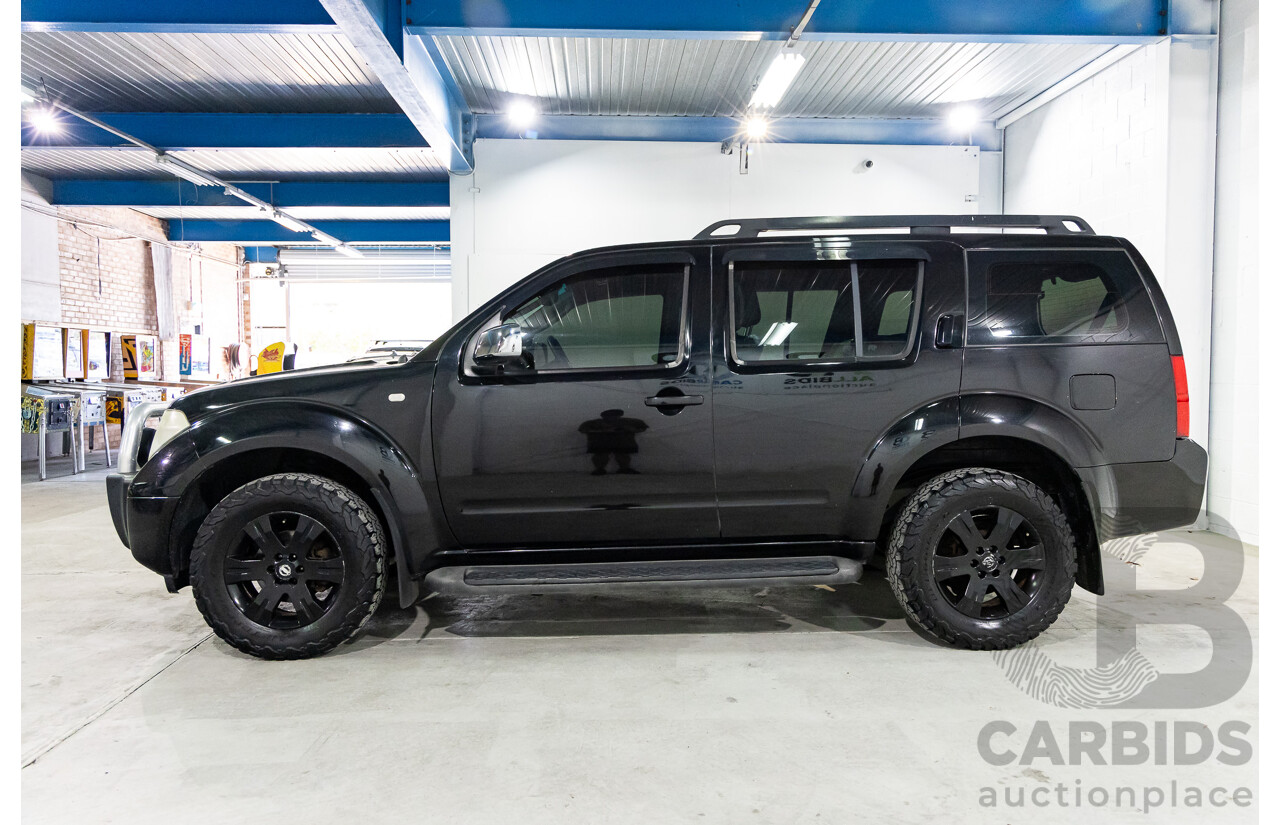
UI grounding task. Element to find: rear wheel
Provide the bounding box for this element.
[886,468,1076,649]
[190,473,386,659]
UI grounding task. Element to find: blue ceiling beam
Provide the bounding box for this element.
[20,0,338,34]
[476,115,1002,152]
[169,219,450,244]
[50,179,449,208]
[242,247,280,264]
[319,0,473,173]
[22,113,428,150]
[407,0,1171,43]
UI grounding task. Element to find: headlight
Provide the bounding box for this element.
[149,409,191,454]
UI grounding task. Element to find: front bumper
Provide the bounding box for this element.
[106,399,184,588]
[106,471,132,548]
[107,469,183,586]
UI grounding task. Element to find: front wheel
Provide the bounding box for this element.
[190,473,386,659]
[886,468,1077,649]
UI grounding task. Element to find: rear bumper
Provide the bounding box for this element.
[1079,438,1209,541]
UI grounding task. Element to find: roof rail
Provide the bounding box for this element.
[694,215,1095,240]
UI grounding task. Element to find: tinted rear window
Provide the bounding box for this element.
[966,250,1161,345]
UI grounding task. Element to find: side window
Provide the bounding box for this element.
[504,263,687,371]
[731,258,923,364]
[858,261,922,358]
[967,251,1155,345]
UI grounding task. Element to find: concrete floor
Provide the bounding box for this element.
[22,460,1259,824]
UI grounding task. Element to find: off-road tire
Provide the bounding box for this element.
[886,468,1076,649]
[190,473,386,659]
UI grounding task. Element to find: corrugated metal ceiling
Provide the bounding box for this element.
[20,28,1119,226]
[433,36,1112,120]
[21,31,398,113]
[20,147,448,181]
[278,248,451,282]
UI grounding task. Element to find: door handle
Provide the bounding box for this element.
[644,393,704,407]
[935,313,963,348]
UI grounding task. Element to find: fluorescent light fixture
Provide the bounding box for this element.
[947,105,981,133]
[28,107,62,133]
[759,321,798,347]
[749,52,805,109]
[271,211,310,234]
[154,154,222,187]
[310,229,342,246]
[508,99,538,130]
[333,244,363,259]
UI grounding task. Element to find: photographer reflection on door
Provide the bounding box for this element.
[578,409,649,475]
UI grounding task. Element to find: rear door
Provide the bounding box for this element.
[432,248,719,547]
[710,241,966,540]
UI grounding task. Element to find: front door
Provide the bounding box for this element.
[710,241,965,540]
[433,249,717,547]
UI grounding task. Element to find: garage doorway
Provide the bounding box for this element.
[252,248,452,368]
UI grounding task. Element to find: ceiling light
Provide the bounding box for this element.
[310,229,342,246]
[749,52,805,109]
[28,106,62,133]
[271,211,310,234]
[154,154,222,187]
[333,244,364,259]
[21,89,35,104]
[744,115,770,141]
[759,322,798,347]
[947,105,981,133]
[508,99,538,130]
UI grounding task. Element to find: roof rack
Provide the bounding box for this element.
[694,215,1095,240]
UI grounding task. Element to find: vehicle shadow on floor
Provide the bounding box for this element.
[347,565,950,651]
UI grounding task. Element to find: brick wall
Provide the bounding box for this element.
[54,207,242,382]
[241,277,253,352]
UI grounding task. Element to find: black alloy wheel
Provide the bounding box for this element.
[886,468,1077,650]
[223,512,346,629]
[191,473,385,659]
[932,505,1047,619]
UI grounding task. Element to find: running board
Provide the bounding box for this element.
[424,555,863,595]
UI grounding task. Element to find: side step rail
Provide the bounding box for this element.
[424,556,863,595]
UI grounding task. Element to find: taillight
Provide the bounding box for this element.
[1171,355,1190,437]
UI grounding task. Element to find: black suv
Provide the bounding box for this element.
[107,215,1207,659]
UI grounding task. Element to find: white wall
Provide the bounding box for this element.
[1003,39,1226,533]
[978,152,1003,214]
[450,139,983,318]
[21,173,61,323]
[1206,0,1259,543]
[21,174,64,463]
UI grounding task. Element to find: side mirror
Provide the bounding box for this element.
[473,323,524,366]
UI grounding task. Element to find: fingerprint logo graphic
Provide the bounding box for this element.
[990,519,1251,710]
[1104,528,1157,566]
[992,645,1160,708]
[993,528,1161,708]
